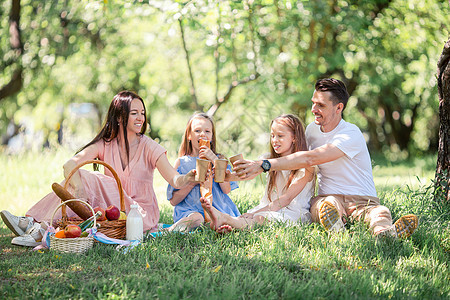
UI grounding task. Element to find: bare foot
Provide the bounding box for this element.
[200,196,226,230]
[216,224,233,234]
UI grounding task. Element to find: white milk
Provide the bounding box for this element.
[126,204,143,241]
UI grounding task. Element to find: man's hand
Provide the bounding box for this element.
[233,159,263,180]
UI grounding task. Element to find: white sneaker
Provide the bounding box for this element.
[11,223,45,247]
[1,210,34,236]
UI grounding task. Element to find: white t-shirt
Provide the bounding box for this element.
[306,119,377,197]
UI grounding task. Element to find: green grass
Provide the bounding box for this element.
[0,148,449,299]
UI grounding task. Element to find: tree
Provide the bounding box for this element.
[436,38,450,202]
[0,0,22,102]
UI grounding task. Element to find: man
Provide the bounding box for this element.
[234,78,418,238]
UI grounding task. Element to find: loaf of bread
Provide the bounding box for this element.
[51,183,92,220]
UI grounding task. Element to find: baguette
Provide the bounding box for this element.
[51,182,92,220]
[199,139,210,149]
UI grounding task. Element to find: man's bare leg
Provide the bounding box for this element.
[200,197,254,230]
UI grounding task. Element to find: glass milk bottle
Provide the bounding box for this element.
[126,204,143,241]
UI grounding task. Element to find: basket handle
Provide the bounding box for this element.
[51,199,96,229]
[62,160,125,217]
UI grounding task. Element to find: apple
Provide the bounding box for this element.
[105,205,120,221]
[118,211,127,220]
[93,207,106,221]
[64,224,81,238]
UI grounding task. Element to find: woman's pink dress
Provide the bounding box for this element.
[26,135,166,232]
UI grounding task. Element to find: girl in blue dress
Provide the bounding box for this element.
[167,113,240,231]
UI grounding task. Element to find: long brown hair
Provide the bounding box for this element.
[178,112,217,157]
[267,114,307,201]
[77,91,147,165]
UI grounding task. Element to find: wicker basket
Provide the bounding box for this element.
[58,160,127,239]
[50,199,95,253]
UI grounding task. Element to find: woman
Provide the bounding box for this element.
[1,91,197,246]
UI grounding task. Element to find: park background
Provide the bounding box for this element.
[1,0,449,299]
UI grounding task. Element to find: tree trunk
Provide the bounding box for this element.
[0,0,23,102]
[436,38,450,202]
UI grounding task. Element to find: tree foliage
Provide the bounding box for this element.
[0,0,449,158]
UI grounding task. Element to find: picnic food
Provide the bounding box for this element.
[55,230,66,238]
[105,205,120,221]
[51,182,92,220]
[64,224,82,238]
[119,211,127,220]
[199,139,210,148]
[93,207,107,221]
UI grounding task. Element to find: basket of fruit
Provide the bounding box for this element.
[57,160,127,239]
[50,199,96,253]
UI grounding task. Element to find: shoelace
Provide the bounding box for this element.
[25,224,43,238]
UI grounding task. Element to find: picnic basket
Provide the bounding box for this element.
[58,160,127,239]
[50,199,95,253]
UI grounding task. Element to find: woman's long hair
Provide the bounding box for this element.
[267,114,307,201]
[77,91,147,167]
[178,113,217,157]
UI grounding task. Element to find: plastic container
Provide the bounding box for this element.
[126,204,143,241]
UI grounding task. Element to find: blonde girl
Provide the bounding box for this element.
[201,114,315,232]
[167,113,240,231]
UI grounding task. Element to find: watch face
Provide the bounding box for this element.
[262,160,270,172]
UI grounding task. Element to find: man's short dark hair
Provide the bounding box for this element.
[315,78,349,110]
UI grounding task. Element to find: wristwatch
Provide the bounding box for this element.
[261,159,271,173]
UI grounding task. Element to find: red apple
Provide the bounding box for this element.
[105,205,120,221]
[64,224,81,238]
[93,207,106,221]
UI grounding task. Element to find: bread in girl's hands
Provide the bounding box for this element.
[199,139,210,149]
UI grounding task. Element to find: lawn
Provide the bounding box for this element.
[0,149,449,299]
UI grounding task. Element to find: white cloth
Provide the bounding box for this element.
[247,169,314,224]
[306,119,377,197]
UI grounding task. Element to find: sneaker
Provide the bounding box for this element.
[11,223,45,247]
[318,201,345,232]
[393,214,418,239]
[1,210,34,236]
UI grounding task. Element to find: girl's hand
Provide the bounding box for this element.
[241,212,254,219]
[199,146,217,162]
[224,169,241,182]
[200,175,212,189]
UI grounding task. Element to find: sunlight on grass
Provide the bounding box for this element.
[0,148,438,218]
[1,149,448,299]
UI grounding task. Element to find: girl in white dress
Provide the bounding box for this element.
[201,114,315,232]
